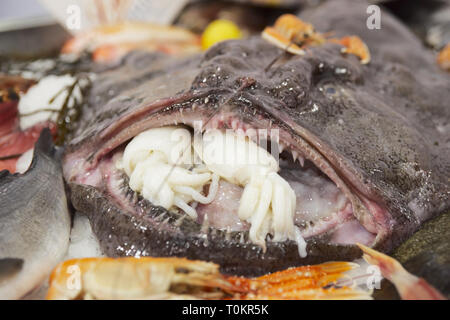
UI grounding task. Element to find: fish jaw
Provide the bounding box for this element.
[63,96,389,274]
[66,178,364,277]
[65,94,387,227]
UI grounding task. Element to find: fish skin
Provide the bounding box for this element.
[294,0,450,249]
[0,129,71,299]
[64,1,449,275]
[373,210,450,299]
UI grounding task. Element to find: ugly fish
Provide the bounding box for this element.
[63,0,449,276]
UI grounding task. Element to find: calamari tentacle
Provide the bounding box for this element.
[249,178,273,249]
[174,196,198,219]
[173,173,219,204]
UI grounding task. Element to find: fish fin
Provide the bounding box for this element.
[25,128,61,174]
[34,128,57,159]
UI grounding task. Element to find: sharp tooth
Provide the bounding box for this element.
[279,144,284,153]
[225,226,231,241]
[174,215,185,227]
[156,212,166,222]
[201,214,209,233]
[292,150,298,162]
[299,156,305,167]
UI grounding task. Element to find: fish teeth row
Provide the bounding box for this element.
[278,141,306,167]
[207,119,307,169]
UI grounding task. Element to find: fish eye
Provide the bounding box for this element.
[320,83,339,99]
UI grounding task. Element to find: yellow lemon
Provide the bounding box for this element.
[201,19,242,50]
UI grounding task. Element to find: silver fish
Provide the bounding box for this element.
[0,129,71,299]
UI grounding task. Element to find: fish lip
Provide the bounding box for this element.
[69,182,363,277]
[72,90,221,167]
[66,96,387,245]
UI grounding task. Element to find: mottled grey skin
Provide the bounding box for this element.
[373,210,450,299]
[64,0,449,276]
[298,0,450,249]
[0,130,71,299]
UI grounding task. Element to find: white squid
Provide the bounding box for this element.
[194,129,302,253]
[119,126,306,256]
[118,126,219,219]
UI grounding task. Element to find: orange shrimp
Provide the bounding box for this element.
[227,261,370,300]
[61,22,201,64]
[46,257,370,300]
[262,14,325,55]
[330,36,371,64]
[262,14,371,64]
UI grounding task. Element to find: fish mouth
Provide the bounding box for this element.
[66,96,388,254]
